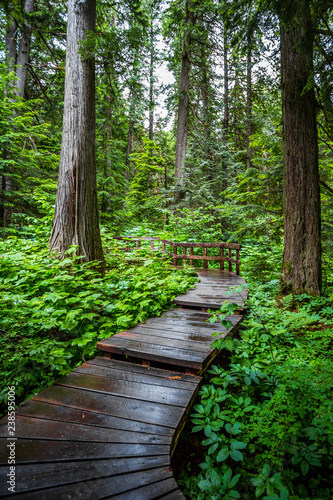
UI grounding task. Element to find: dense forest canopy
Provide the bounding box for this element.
[0,0,333,497]
[0,0,332,290]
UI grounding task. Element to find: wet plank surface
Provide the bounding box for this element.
[174,269,247,309]
[97,308,243,370]
[0,363,197,498]
[0,268,246,499]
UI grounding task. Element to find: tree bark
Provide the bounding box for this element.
[280,0,321,295]
[223,33,229,135]
[246,38,252,169]
[125,112,134,181]
[5,13,17,75]
[15,0,34,98]
[233,67,239,151]
[149,18,154,142]
[174,0,193,203]
[49,0,104,269]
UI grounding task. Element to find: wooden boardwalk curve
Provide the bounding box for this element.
[0,269,246,499]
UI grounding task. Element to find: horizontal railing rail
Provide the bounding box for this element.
[112,237,241,275]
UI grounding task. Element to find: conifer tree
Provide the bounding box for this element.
[50,0,104,269]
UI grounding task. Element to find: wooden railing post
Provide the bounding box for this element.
[151,239,154,254]
[190,247,193,266]
[220,247,225,271]
[173,244,177,266]
[135,240,140,249]
[228,248,232,272]
[203,247,208,269]
[236,249,240,275]
[182,246,186,266]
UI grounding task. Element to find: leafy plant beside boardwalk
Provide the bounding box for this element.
[0,227,197,416]
[179,280,333,500]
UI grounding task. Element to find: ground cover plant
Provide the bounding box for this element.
[178,277,333,499]
[0,223,198,416]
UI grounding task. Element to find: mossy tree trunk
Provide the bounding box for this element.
[280,0,321,295]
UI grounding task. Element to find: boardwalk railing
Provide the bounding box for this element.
[112,237,241,276]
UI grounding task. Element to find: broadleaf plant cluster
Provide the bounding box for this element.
[178,277,333,499]
[0,225,197,415]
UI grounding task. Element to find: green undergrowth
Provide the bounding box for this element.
[0,234,197,416]
[179,283,333,500]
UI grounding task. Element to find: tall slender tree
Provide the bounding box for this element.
[174,0,194,203]
[246,35,252,169]
[14,0,34,97]
[49,0,104,268]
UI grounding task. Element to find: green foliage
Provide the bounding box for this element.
[0,228,197,415]
[126,138,165,218]
[0,66,59,234]
[179,278,333,499]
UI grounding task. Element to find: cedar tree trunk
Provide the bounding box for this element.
[280,0,321,295]
[149,19,154,142]
[15,0,34,97]
[174,0,193,203]
[223,33,229,135]
[49,0,104,269]
[246,39,252,169]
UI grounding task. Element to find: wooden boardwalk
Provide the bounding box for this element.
[0,269,246,499]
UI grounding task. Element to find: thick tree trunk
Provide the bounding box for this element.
[246,40,252,169]
[280,1,321,295]
[174,0,193,203]
[49,0,104,268]
[223,34,229,135]
[15,0,34,97]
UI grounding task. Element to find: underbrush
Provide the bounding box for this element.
[0,234,197,416]
[178,285,333,500]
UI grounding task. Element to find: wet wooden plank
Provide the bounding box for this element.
[162,308,241,319]
[0,466,173,499]
[159,489,186,499]
[16,400,173,437]
[195,269,245,279]
[56,372,193,407]
[144,315,241,331]
[97,338,206,370]
[0,416,172,445]
[0,456,170,493]
[130,324,228,343]
[112,331,212,353]
[74,361,198,391]
[175,288,247,297]
[0,438,169,465]
[174,295,244,303]
[110,478,183,499]
[32,385,185,427]
[86,358,200,386]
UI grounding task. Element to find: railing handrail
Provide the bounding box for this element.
[112,237,241,275]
